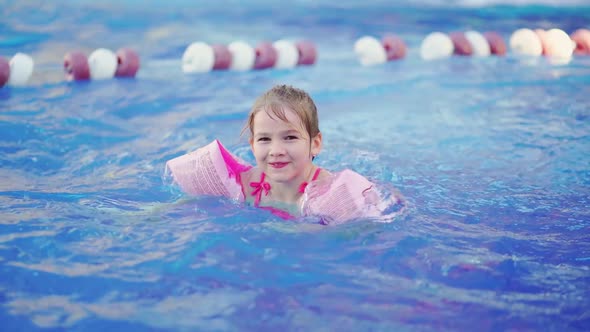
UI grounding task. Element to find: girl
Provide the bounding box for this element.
[166,85,388,223]
[240,84,328,218]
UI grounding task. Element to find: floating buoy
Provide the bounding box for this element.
[228,41,255,71]
[295,40,317,65]
[450,31,473,56]
[483,31,507,55]
[115,48,140,77]
[420,32,454,60]
[354,36,387,66]
[182,42,215,74]
[64,51,90,81]
[65,48,138,81]
[543,28,574,59]
[88,48,117,80]
[8,52,34,86]
[571,28,590,55]
[3,26,587,91]
[0,56,10,87]
[273,40,299,69]
[211,44,232,70]
[509,28,543,56]
[534,29,549,55]
[381,34,406,60]
[253,41,277,70]
[465,30,491,56]
[354,34,405,66]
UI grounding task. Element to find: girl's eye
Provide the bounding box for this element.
[285,135,298,140]
[257,137,270,142]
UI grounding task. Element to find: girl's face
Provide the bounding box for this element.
[250,107,322,186]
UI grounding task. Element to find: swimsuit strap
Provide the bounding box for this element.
[249,172,270,207]
[251,167,321,207]
[298,167,322,193]
[312,167,322,181]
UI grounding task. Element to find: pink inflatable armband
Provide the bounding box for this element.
[165,140,252,200]
[302,169,383,224]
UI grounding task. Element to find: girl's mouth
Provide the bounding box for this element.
[269,162,289,169]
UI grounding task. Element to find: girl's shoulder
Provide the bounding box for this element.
[239,167,260,185]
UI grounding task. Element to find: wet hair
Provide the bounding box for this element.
[243,84,319,140]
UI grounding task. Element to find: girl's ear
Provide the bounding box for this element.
[311,132,322,157]
[249,137,254,150]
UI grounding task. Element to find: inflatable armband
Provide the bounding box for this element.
[165,140,252,201]
[166,141,390,224]
[302,169,384,224]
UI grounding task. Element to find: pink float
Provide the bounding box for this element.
[535,29,549,55]
[253,42,278,69]
[212,44,232,70]
[295,40,317,65]
[483,31,507,55]
[382,34,406,60]
[64,51,90,81]
[0,57,9,87]
[571,28,590,55]
[449,32,473,55]
[115,48,140,77]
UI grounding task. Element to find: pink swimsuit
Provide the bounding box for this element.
[248,168,322,219]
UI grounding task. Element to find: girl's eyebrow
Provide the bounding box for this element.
[255,129,301,136]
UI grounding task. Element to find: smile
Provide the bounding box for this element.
[269,162,289,169]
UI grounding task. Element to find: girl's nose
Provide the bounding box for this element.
[269,141,286,156]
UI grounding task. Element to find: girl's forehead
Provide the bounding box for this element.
[253,107,305,132]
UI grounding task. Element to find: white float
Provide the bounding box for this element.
[509,28,543,56]
[354,36,386,66]
[8,52,34,86]
[545,29,574,59]
[465,30,491,56]
[182,42,215,74]
[420,32,454,60]
[88,48,117,80]
[273,40,299,69]
[228,41,256,71]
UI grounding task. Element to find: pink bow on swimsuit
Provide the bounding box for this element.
[250,173,271,206]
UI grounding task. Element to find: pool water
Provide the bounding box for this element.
[1,0,590,330]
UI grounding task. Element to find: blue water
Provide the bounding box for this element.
[2,0,590,331]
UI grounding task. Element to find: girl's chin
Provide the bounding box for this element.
[265,170,296,183]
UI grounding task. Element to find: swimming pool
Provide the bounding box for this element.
[1,0,590,330]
